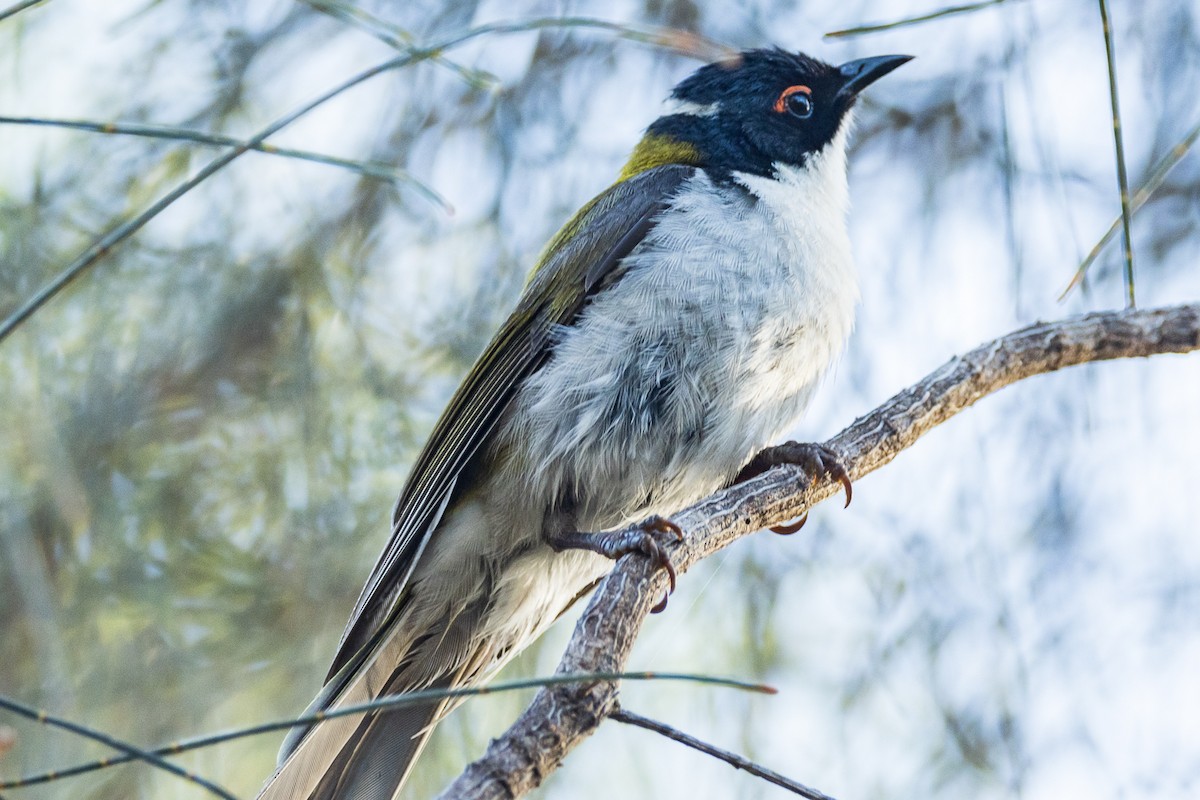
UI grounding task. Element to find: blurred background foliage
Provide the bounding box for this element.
[1,0,1199,798]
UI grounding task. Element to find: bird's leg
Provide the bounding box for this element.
[732,441,853,534]
[545,514,683,613]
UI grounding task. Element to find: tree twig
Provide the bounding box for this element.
[0,16,719,345]
[0,695,237,800]
[1097,0,1136,307]
[0,0,47,24]
[825,0,1013,38]
[612,707,837,800]
[0,116,451,207]
[438,304,1200,799]
[1059,118,1200,301]
[299,0,497,90]
[0,672,769,790]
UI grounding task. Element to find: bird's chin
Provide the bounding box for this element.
[834,104,858,139]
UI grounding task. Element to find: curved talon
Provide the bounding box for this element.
[637,515,679,611]
[749,441,853,508]
[835,470,854,506]
[825,466,852,507]
[642,514,684,541]
[637,515,679,590]
[644,536,677,593]
[806,445,852,507]
[770,513,808,535]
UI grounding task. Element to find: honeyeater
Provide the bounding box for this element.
[258,47,910,799]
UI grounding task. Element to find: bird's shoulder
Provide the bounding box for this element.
[522,163,703,311]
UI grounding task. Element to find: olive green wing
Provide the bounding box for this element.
[324,164,697,683]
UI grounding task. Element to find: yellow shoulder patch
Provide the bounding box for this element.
[618,133,702,181]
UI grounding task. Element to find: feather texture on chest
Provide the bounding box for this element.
[499,126,859,528]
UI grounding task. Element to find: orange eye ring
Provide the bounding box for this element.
[773,85,812,113]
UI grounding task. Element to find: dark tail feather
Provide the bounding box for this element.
[258,681,450,800]
[256,632,454,800]
[258,599,489,799]
[311,688,446,800]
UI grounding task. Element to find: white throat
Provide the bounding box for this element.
[727,115,860,367]
[733,117,853,225]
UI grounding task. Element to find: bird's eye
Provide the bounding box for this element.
[786,92,813,118]
[774,85,813,119]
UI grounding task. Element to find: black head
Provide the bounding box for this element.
[624,49,911,181]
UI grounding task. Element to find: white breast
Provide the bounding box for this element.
[503,124,859,531]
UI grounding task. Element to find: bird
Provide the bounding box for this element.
[257,47,910,800]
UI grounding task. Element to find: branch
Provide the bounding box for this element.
[611,707,836,800]
[0,116,452,209]
[438,304,1200,799]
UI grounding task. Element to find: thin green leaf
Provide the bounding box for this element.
[0,671,774,789]
[0,115,451,207]
[1059,119,1200,300]
[0,16,722,345]
[0,694,237,800]
[826,0,1013,38]
[0,0,48,24]
[1096,0,1136,307]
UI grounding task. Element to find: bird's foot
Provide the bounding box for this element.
[547,514,683,613]
[734,441,852,533]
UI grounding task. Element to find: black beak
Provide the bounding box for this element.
[835,55,913,102]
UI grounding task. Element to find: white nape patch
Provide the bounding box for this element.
[663,97,720,117]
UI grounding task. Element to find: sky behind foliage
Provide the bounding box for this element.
[1,0,1199,798]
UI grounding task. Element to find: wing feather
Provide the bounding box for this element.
[323,164,697,682]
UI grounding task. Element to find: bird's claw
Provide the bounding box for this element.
[763,442,851,506]
[739,441,852,534]
[636,514,682,613]
[770,513,808,535]
[548,515,682,613]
